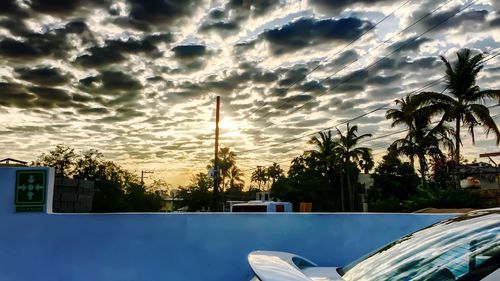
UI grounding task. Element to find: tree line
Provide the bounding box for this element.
[205,48,499,212]
[32,49,499,212]
[34,145,164,212]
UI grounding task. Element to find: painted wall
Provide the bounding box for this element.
[0,167,453,281]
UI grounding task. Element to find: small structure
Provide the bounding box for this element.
[458,164,499,190]
[0,158,27,166]
[231,201,293,212]
[255,191,270,201]
[52,177,95,213]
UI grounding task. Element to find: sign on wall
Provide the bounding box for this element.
[15,170,46,212]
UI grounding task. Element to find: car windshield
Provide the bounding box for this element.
[340,210,500,281]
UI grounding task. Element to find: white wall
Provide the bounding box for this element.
[0,167,453,281]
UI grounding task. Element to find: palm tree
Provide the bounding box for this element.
[307,130,341,209]
[387,95,453,185]
[335,124,372,211]
[415,49,500,166]
[358,149,374,174]
[208,146,239,191]
[251,166,268,190]
[386,95,418,168]
[228,166,245,190]
[267,163,284,187]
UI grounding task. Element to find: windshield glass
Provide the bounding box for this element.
[341,211,500,281]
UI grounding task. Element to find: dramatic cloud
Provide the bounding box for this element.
[127,0,202,25]
[172,44,207,59]
[310,0,394,14]
[16,67,71,86]
[0,0,498,186]
[251,17,374,54]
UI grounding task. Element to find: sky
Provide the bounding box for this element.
[0,0,499,187]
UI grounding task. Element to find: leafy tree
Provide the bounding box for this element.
[35,145,164,212]
[36,145,77,176]
[73,149,104,180]
[177,173,214,211]
[369,148,419,212]
[271,154,334,211]
[415,49,500,166]
[404,188,481,212]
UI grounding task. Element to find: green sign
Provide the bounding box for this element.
[15,170,46,212]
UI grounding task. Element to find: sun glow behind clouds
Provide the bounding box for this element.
[219,118,242,138]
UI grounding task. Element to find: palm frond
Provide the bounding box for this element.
[469,104,500,145]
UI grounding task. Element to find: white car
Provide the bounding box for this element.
[249,209,500,281]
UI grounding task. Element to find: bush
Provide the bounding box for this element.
[369,197,404,212]
[404,188,482,212]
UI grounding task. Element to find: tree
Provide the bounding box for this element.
[336,124,372,211]
[369,148,419,211]
[307,130,341,209]
[177,173,214,211]
[267,163,284,187]
[209,146,239,191]
[386,95,418,168]
[36,145,77,176]
[387,96,453,186]
[35,145,164,212]
[271,154,333,211]
[251,166,268,190]
[359,149,374,174]
[73,149,104,180]
[218,147,236,190]
[415,49,500,166]
[228,166,244,190]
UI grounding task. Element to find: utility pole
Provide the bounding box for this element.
[213,96,220,211]
[141,170,154,185]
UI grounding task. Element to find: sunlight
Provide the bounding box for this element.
[219,118,241,138]
[219,118,237,131]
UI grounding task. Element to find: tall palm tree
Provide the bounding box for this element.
[335,124,372,211]
[307,130,341,209]
[415,49,500,166]
[386,95,418,168]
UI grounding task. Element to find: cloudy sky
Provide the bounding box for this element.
[1,0,499,186]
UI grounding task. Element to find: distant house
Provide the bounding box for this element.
[358,173,374,212]
[0,158,27,166]
[458,164,499,190]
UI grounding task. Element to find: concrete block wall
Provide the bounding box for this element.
[53,177,94,213]
[0,167,454,281]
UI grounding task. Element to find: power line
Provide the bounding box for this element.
[234,46,498,156]
[269,0,479,122]
[235,75,446,154]
[244,112,500,172]
[244,0,457,124]
[239,0,414,121]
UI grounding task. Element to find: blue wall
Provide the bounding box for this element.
[0,167,453,281]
